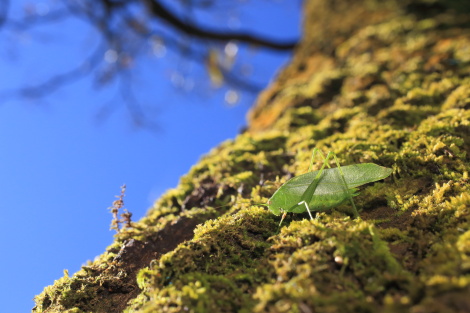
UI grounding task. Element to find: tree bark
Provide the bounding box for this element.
[34,0,470,312]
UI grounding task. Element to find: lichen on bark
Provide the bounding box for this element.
[34,0,470,312]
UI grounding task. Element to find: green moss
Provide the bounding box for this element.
[127,207,277,312]
[33,271,127,312]
[34,1,470,312]
[250,217,412,313]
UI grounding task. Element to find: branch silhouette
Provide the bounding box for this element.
[143,0,297,50]
[0,0,299,129]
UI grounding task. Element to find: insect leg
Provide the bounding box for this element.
[328,152,359,218]
[299,149,333,213]
[308,148,319,172]
[298,200,314,220]
[308,148,333,172]
[278,210,287,229]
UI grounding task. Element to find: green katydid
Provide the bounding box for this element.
[266,148,392,227]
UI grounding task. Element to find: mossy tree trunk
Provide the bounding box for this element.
[34,0,470,312]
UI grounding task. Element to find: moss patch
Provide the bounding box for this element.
[34,0,470,312]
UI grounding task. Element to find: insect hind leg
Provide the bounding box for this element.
[328,152,359,218]
[308,150,359,218]
[308,148,334,172]
[304,149,359,219]
[299,149,333,215]
[298,200,314,220]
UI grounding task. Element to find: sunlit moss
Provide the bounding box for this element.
[34,1,470,312]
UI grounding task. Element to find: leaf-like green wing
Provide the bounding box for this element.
[338,163,393,188]
[267,163,392,215]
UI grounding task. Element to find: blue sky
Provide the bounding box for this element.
[0,1,300,311]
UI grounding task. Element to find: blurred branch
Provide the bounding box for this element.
[0,0,299,130]
[122,12,265,93]
[0,0,9,30]
[5,9,70,31]
[143,0,298,50]
[119,71,161,132]
[0,41,104,99]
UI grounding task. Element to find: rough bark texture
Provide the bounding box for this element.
[34,0,470,312]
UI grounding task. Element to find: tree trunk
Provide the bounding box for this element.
[34,0,470,312]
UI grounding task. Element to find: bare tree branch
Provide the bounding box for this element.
[5,9,70,31]
[0,41,105,100]
[119,71,161,132]
[0,0,299,130]
[0,0,9,30]
[143,0,298,50]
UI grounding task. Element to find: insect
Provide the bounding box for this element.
[267,148,392,227]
